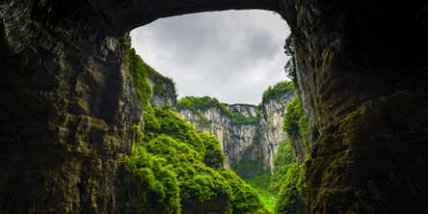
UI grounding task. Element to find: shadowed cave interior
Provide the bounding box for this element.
[0,0,427,213]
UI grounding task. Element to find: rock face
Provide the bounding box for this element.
[1,0,427,212]
[0,1,144,212]
[178,105,257,169]
[147,66,177,108]
[258,88,296,169]
[281,0,428,212]
[177,88,295,178]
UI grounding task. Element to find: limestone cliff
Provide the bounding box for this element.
[258,83,296,168]
[146,63,177,108]
[176,100,256,168]
[176,83,295,177]
[1,0,427,212]
[0,1,144,211]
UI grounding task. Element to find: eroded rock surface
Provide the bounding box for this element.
[1,0,427,212]
[177,88,295,178]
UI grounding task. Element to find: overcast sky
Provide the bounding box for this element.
[130,10,290,105]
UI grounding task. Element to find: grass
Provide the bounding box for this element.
[244,172,277,213]
[258,193,276,213]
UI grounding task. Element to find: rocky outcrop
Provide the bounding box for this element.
[0,1,144,212]
[258,87,295,169]
[177,86,295,177]
[147,66,177,108]
[1,0,427,212]
[281,0,428,212]
[178,104,257,168]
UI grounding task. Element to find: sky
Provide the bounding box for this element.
[130,10,290,105]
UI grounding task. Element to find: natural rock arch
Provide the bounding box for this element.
[1,0,427,213]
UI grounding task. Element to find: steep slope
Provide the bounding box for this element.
[176,97,258,169]
[1,0,427,212]
[125,48,270,213]
[146,64,177,108]
[176,82,295,178]
[257,82,296,170]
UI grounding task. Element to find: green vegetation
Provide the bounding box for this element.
[176,96,229,113]
[244,172,276,213]
[241,139,300,213]
[176,96,257,125]
[261,81,294,104]
[258,194,276,213]
[271,140,297,194]
[274,163,305,214]
[128,107,269,213]
[128,48,152,107]
[272,95,309,213]
[283,97,309,142]
[230,111,257,124]
[200,131,225,169]
[128,47,176,107]
[126,48,269,213]
[221,170,270,214]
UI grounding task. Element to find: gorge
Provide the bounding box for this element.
[1,0,427,213]
[175,82,295,178]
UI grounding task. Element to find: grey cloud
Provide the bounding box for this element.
[131,10,290,104]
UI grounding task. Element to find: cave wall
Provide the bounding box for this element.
[281,0,428,212]
[0,1,145,212]
[1,0,427,213]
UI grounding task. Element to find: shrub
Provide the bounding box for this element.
[261,81,294,104]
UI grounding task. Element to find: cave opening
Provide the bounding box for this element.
[130,10,290,105]
[2,0,425,212]
[129,10,301,212]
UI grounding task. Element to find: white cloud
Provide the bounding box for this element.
[130,10,290,105]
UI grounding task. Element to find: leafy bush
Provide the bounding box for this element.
[128,48,152,107]
[274,163,306,214]
[271,140,297,194]
[283,97,308,140]
[221,170,270,214]
[261,81,294,104]
[230,111,257,125]
[177,96,257,125]
[200,131,225,169]
[126,49,269,213]
[271,96,308,214]
[176,96,230,114]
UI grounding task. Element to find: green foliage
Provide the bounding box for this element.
[200,131,225,169]
[177,96,257,125]
[261,81,294,104]
[128,108,268,213]
[128,47,176,106]
[153,107,205,154]
[144,61,176,98]
[271,100,308,213]
[271,140,297,194]
[180,165,231,204]
[231,156,264,179]
[221,170,270,214]
[274,163,306,214]
[143,104,161,134]
[127,50,269,213]
[230,111,257,125]
[127,146,181,213]
[176,96,229,114]
[128,48,153,107]
[283,97,308,140]
[244,172,276,213]
[244,172,272,193]
[258,194,276,213]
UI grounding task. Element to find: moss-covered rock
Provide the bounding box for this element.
[126,50,268,213]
